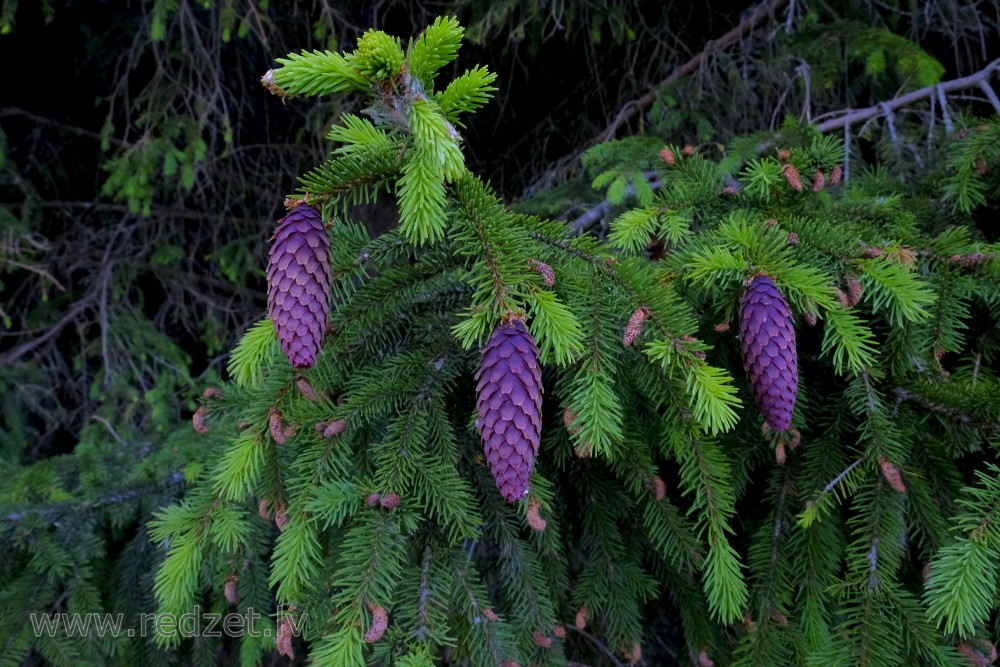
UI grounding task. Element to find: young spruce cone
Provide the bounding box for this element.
[740,275,798,431]
[475,319,543,502]
[266,205,332,369]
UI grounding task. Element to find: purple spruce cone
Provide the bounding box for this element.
[739,275,798,431]
[266,205,332,369]
[475,319,543,502]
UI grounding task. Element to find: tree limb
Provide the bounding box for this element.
[592,0,791,146]
[892,386,1000,435]
[813,59,1000,134]
[0,298,92,365]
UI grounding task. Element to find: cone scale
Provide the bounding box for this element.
[266,205,332,369]
[475,319,543,502]
[739,275,798,431]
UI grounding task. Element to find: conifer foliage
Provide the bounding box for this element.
[147,16,1000,667]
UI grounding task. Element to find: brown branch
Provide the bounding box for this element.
[563,624,627,667]
[813,59,1000,134]
[592,0,791,145]
[892,386,1000,435]
[0,298,92,365]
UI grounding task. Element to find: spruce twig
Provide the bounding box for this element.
[891,387,1000,434]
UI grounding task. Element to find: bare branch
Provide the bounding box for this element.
[814,59,1000,135]
[0,298,92,365]
[592,0,791,145]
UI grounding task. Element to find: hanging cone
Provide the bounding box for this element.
[475,319,543,502]
[266,205,331,369]
[739,275,798,431]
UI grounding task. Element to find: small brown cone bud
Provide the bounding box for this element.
[803,310,818,327]
[789,428,801,448]
[324,420,347,437]
[974,157,988,176]
[224,574,240,605]
[771,611,789,627]
[623,306,650,347]
[922,563,932,583]
[764,218,778,228]
[679,334,706,359]
[957,639,997,666]
[846,275,863,307]
[528,259,556,287]
[274,503,290,532]
[888,247,917,269]
[483,608,499,622]
[192,407,209,434]
[532,629,552,649]
[276,611,296,659]
[659,146,676,165]
[364,603,388,643]
[878,455,906,493]
[563,406,579,433]
[783,164,803,192]
[258,498,272,521]
[295,377,319,401]
[811,170,826,192]
[698,651,715,667]
[575,443,592,458]
[269,407,286,445]
[552,624,566,638]
[836,290,852,308]
[861,246,884,258]
[261,69,288,99]
[777,149,791,161]
[626,643,642,665]
[775,440,787,465]
[786,233,799,245]
[829,165,843,184]
[575,604,589,630]
[380,493,400,509]
[203,387,222,399]
[526,497,547,532]
[723,185,740,195]
[682,145,695,157]
[366,492,381,508]
[714,321,731,333]
[651,475,666,501]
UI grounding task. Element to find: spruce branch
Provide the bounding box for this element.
[891,386,1000,435]
[1,471,186,523]
[572,60,1000,235]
